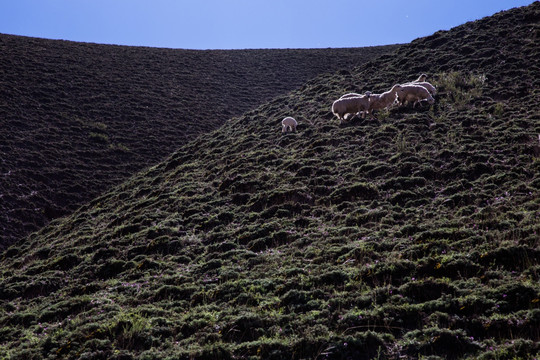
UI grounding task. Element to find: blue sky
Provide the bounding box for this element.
[0,0,536,49]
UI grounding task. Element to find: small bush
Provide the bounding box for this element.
[108,312,152,351]
[435,71,485,110]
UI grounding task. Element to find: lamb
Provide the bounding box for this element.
[331,94,371,123]
[365,84,402,117]
[397,84,435,108]
[281,117,297,133]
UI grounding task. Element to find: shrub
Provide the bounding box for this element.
[435,71,485,110]
[108,311,152,351]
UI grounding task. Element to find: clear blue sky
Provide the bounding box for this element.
[0,0,536,49]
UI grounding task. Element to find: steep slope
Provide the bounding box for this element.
[0,35,397,249]
[1,3,539,359]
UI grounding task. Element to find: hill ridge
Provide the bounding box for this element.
[1,2,539,359]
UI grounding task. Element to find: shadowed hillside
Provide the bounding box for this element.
[0,35,397,249]
[1,2,539,359]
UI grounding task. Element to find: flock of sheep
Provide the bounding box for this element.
[281,74,437,132]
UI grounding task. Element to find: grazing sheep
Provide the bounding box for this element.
[366,84,402,117]
[339,92,373,121]
[397,84,435,108]
[281,117,297,133]
[331,94,371,123]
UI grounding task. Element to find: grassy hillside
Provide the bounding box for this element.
[1,2,540,359]
[0,35,397,249]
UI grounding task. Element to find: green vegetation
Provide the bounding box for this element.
[1,2,539,359]
[434,71,486,110]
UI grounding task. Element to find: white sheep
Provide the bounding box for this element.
[339,92,372,121]
[331,94,371,123]
[281,117,298,133]
[397,84,435,108]
[365,84,402,117]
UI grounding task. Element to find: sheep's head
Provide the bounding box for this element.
[417,74,428,82]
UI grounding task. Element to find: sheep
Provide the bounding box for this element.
[331,94,371,123]
[281,116,297,133]
[338,92,372,121]
[396,84,435,108]
[365,84,402,118]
